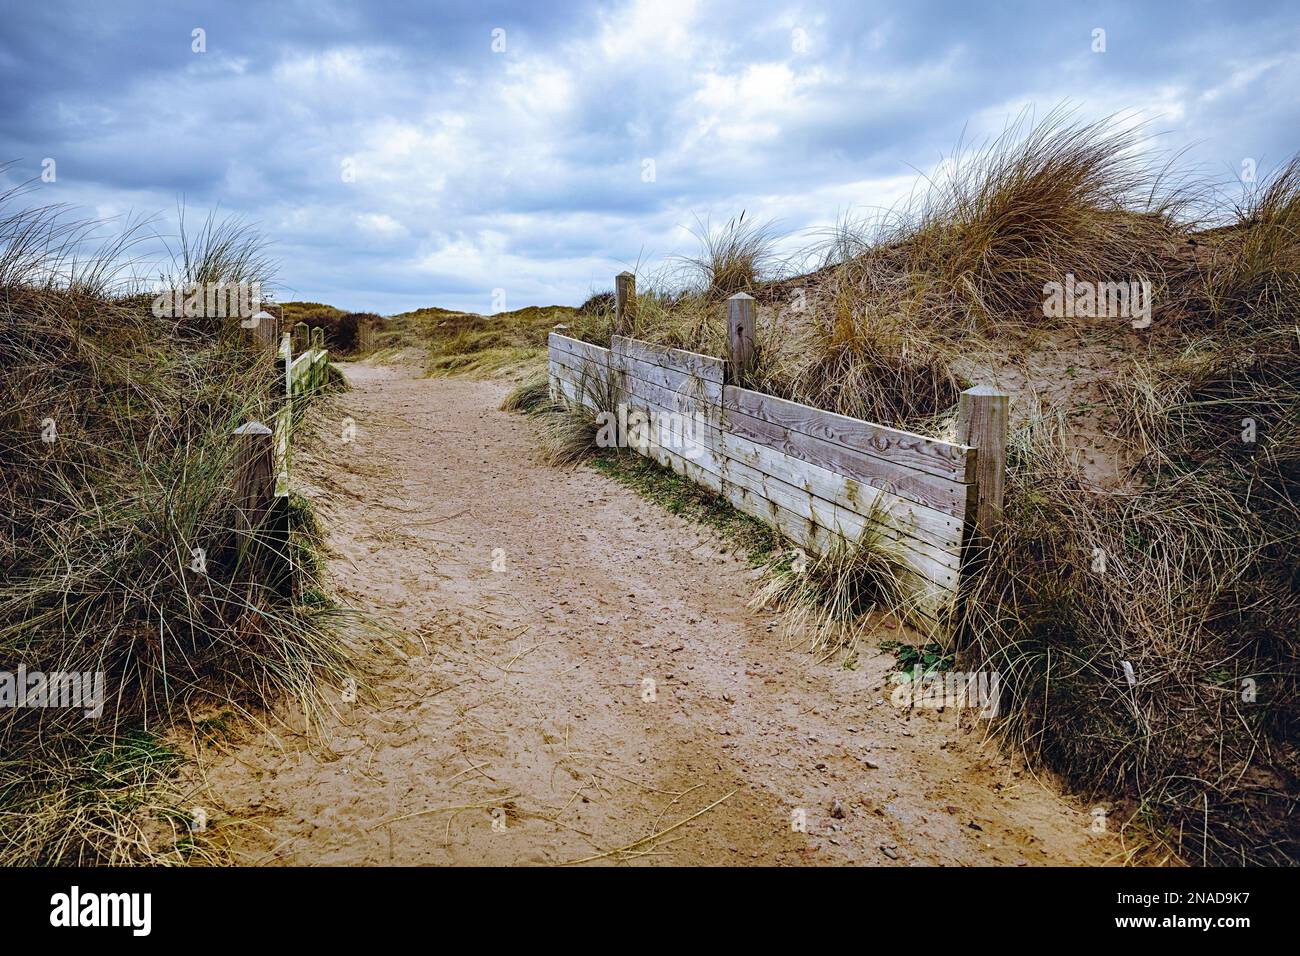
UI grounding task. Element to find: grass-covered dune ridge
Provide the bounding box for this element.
[0,190,358,864]
[541,113,1300,865]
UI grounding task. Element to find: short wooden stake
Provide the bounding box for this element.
[957,385,1010,541]
[727,293,756,385]
[247,310,279,354]
[232,421,276,525]
[233,420,292,590]
[614,271,636,335]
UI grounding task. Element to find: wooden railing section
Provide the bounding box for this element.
[548,287,1009,630]
[229,314,330,573]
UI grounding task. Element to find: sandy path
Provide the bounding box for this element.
[198,361,1118,866]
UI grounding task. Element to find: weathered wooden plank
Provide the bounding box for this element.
[289,351,313,388]
[637,427,724,494]
[724,386,973,483]
[611,382,958,591]
[613,381,955,583]
[614,385,726,476]
[715,478,950,625]
[717,431,963,554]
[289,349,328,392]
[549,351,616,388]
[550,364,604,410]
[616,374,722,429]
[609,349,723,405]
[549,332,611,368]
[550,333,972,626]
[724,403,969,518]
[611,335,725,384]
[958,385,1009,542]
[550,362,613,411]
[720,454,958,577]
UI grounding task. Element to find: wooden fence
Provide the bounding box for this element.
[547,283,1008,630]
[229,312,331,583]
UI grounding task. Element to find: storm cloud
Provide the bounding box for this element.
[1,0,1297,312]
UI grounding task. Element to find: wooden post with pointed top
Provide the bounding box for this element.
[957,385,1010,543]
[614,271,636,335]
[727,293,756,386]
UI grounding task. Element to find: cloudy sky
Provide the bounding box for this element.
[1,0,1297,313]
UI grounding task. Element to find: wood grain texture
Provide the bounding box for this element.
[550,361,612,411]
[609,348,724,405]
[724,386,972,482]
[604,378,959,588]
[615,272,636,336]
[957,385,1009,540]
[726,294,756,385]
[717,431,962,553]
[549,332,612,368]
[718,453,959,586]
[723,402,970,518]
[611,334,726,384]
[548,333,973,624]
[715,478,950,625]
[549,351,615,388]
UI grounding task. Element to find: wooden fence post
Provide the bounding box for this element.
[294,322,310,353]
[310,328,325,389]
[232,421,275,524]
[232,420,291,589]
[957,385,1010,542]
[615,271,636,335]
[727,293,756,385]
[357,318,377,353]
[247,310,279,354]
[280,332,293,394]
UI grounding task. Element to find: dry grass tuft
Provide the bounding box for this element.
[752,505,917,661]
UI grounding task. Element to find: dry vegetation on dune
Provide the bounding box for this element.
[557,113,1300,864]
[0,189,361,864]
[371,303,576,376]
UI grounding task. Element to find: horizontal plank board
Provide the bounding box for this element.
[724,386,974,483]
[607,379,957,587]
[616,374,722,430]
[724,404,971,519]
[718,431,963,554]
[550,365,607,412]
[612,350,723,405]
[289,349,328,391]
[639,430,725,495]
[609,349,723,406]
[551,332,976,629]
[614,385,725,475]
[717,453,959,586]
[612,383,956,588]
[715,478,950,626]
[553,369,721,474]
[549,333,611,368]
[550,351,616,388]
[611,335,725,384]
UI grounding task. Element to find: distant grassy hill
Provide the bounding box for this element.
[282,300,578,376]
